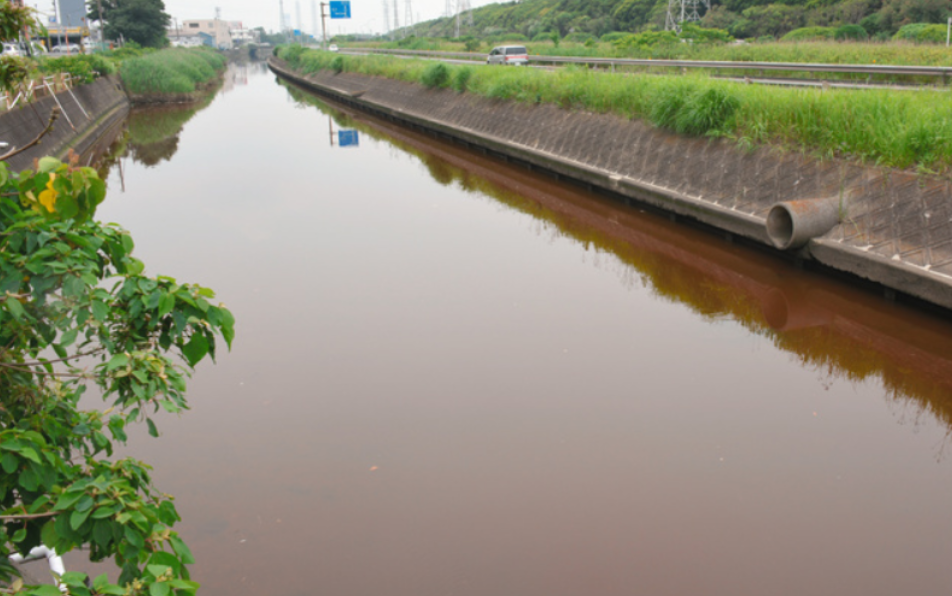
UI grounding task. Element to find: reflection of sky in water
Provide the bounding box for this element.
[82,63,952,596]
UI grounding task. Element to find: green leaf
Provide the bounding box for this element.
[36,157,60,173]
[182,333,209,367]
[18,447,41,464]
[170,536,195,564]
[60,572,88,587]
[150,582,170,596]
[124,524,145,549]
[4,296,26,321]
[147,565,171,579]
[75,494,94,512]
[58,327,78,347]
[53,490,85,511]
[70,507,91,530]
[28,585,63,596]
[106,353,129,370]
[147,418,159,438]
[91,299,108,322]
[18,467,38,491]
[1,452,17,473]
[93,520,112,548]
[11,528,26,543]
[158,293,175,318]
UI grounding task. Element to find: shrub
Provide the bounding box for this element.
[564,32,596,44]
[451,66,472,92]
[893,23,948,44]
[679,24,733,44]
[420,62,450,88]
[780,27,835,42]
[834,24,867,41]
[532,32,554,42]
[675,87,740,136]
[331,55,345,73]
[599,32,629,43]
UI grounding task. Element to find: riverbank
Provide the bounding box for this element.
[269,56,952,312]
[0,74,129,171]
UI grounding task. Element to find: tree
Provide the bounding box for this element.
[87,0,171,48]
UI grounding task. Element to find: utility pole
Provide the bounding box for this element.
[52,0,63,48]
[95,0,105,51]
[382,0,389,40]
[320,2,327,50]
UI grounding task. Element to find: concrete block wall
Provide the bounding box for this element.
[0,75,129,172]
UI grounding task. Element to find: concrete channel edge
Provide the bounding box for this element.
[268,58,952,313]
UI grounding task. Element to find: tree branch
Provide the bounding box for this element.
[0,511,57,521]
[0,107,59,162]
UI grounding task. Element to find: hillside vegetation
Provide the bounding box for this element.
[395,0,950,43]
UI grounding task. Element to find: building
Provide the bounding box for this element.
[47,0,89,46]
[179,19,233,50]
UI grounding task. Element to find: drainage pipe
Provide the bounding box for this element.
[8,545,67,593]
[766,197,842,250]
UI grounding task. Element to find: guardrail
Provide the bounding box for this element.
[348,47,952,85]
[1,73,80,111]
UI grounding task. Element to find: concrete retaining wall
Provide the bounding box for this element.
[0,75,129,172]
[269,58,952,311]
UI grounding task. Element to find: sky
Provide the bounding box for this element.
[24,0,502,36]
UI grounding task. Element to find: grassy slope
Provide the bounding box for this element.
[281,48,952,172]
[120,49,227,96]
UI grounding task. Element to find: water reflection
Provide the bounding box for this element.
[283,80,952,442]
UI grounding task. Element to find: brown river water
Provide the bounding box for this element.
[65,62,952,596]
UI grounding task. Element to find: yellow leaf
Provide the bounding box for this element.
[38,173,57,212]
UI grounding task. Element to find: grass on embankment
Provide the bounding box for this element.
[120,48,227,97]
[359,39,952,67]
[279,47,952,173]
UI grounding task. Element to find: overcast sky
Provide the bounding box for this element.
[25,1,501,36]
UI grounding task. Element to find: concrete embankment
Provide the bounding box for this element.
[0,75,129,171]
[269,57,952,312]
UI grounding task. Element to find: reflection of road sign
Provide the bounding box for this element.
[338,130,359,147]
[330,1,351,19]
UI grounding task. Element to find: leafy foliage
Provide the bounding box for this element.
[0,154,233,595]
[420,62,450,89]
[87,0,172,48]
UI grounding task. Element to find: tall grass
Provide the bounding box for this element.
[120,48,227,96]
[279,49,952,171]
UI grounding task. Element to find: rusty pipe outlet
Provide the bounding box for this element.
[766,198,842,250]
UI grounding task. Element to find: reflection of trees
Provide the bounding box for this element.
[124,104,204,167]
[281,78,952,439]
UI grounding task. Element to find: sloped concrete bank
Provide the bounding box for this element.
[269,57,952,312]
[0,74,130,172]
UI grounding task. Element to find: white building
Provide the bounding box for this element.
[179,19,233,49]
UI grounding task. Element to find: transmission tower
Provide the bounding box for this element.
[665,0,710,32]
[295,1,302,33]
[382,0,390,39]
[404,0,413,35]
[392,0,399,33]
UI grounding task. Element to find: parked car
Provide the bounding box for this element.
[486,45,528,66]
[49,43,81,55]
[328,44,339,52]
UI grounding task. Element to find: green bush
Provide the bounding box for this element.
[331,55,345,73]
[834,24,867,41]
[451,66,472,92]
[532,32,555,42]
[893,24,948,44]
[486,32,529,42]
[564,32,596,44]
[780,27,835,42]
[599,32,629,43]
[614,30,680,49]
[420,62,450,88]
[675,87,740,136]
[40,54,117,83]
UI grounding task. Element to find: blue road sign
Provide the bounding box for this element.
[338,130,359,147]
[330,1,351,19]
[293,29,301,36]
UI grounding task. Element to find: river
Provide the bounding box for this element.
[71,62,952,596]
